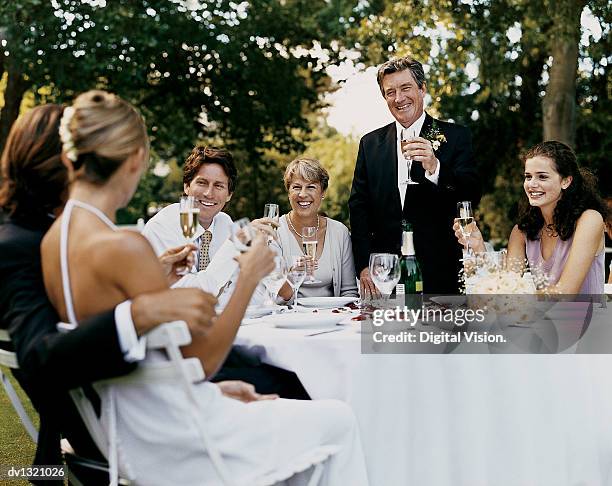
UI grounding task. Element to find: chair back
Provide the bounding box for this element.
[0,329,38,442]
[68,320,236,486]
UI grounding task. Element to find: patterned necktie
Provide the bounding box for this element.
[198,230,213,271]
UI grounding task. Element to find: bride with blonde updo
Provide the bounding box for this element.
[41,90,368,485]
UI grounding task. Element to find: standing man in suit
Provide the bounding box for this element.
[349,56,481,294]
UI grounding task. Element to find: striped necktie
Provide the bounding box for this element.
[198,230,213,271]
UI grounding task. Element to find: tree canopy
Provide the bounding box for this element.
[1,0,609,239]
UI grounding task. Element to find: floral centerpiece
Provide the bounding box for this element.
[461,252,553,325]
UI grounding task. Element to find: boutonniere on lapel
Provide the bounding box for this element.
[423,120,447,152]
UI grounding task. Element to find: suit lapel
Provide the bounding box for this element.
[377,123,402,214]
[408,113,434,183]
[419,112,434,139]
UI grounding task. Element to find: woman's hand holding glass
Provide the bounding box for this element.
[452,217,486,254]
[234,233,276,285]
[301,226,321,283]
[158,243,198,285]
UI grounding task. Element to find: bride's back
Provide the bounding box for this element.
[41,90,165,324]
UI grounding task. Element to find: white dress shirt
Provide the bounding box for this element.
[396,112,441,208]
[142,203,267,306]
[143,203,233,266]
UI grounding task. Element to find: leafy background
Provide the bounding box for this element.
[1,0,609,247]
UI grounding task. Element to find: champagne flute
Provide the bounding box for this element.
[401,127,419,185]
[263,203,280,242]
[457,201,474,256]
[286,255,307,308]
[230,217,254,253]
[369,253,401,304]
[301,226,321,283]
[262,255,287,307]
[179,195,199,274]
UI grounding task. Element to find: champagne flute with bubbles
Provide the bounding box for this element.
[401,127,419,185]
[457,201,474,256]
[179,195,199,274]
[263,203,279,242]
[301,226,321,283]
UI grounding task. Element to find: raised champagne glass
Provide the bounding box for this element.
[230,217,254,253]
[179,195,199,274]
[263,203,280,242]
[457,201,474,256]
[401,127,419,185]
[301,226,321,283]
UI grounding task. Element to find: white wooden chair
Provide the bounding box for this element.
[68,320,338,486]
[0,328,132,485]
[0,329,38,442]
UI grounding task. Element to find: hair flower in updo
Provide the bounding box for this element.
[59,106,78,162]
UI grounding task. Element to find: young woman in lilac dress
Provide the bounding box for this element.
[455,141,609,294]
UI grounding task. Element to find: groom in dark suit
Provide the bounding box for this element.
[349,56,481,294]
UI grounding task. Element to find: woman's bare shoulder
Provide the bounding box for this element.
[87,230,158,271]
[576,209,604,227]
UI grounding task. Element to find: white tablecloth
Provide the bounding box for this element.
[236,306,612,486]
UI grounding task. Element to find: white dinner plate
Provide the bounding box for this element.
[429,296,467,307]
[244,305,281,319]
[269,313,344,329]
[298,297,359,309]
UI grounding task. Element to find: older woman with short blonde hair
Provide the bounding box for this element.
[277,157,358,298]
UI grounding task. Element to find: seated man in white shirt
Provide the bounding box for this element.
[143,146,236,297]
[143,145,309,398]
[144,146,272,305]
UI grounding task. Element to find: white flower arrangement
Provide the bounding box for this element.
[461,254,555,325]
[59,106,78,162]
[462,252,550,295]
[468,270,536,294]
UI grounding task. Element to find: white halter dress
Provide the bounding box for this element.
[59,199,369,486]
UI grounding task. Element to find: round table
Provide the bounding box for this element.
[236,304,612,486]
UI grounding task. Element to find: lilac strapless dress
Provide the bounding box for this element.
[525,232,604,294]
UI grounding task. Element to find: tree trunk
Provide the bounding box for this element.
[541,0,586,147]
[0,64,28,156]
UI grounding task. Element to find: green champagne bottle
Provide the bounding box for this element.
[397,223,423,310]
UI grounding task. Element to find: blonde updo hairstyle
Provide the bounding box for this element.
[64,90,149,184]
[283,157,329,192]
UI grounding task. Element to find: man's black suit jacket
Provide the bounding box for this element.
[0,212,136,469]
[349,113,481,293]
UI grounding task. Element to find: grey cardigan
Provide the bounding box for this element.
[277,215,358,297]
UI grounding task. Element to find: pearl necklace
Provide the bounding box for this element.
[287,212,319,238]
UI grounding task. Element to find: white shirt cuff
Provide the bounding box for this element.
[115,301,146,362]
[424,158,441,185]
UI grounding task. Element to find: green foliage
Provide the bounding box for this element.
[0,0,356,220]
[302,125,358,226]
[343,0,610,239]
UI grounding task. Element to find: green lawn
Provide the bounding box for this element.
[0,366,37,485]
